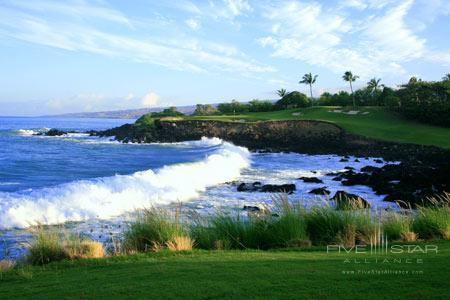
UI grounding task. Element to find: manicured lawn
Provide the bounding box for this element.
[2,240,449,299]
[188,107,450,148]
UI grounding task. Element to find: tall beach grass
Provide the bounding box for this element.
[123,193,449,252]
[26,225,104,265]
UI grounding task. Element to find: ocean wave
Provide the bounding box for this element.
[0,138,250,229]
[15,128,50,136]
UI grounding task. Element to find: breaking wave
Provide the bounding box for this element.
[0,138,250,229]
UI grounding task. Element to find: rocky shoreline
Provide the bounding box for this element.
[86,119,450,206]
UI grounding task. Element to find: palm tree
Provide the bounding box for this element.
[342,71,359,107]
[299,73,318,105]
[367,78,382,94]
[277,88,287,98]
[442,73,450,81]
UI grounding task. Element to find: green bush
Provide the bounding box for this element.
[276,91,310,109]
[135,113,155,128]
[193,104,218,116]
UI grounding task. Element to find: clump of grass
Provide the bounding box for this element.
[353,210,379,245]
[305,203,353,245]
[26,226,105,265]
[412,194,450,240]
[124,208,187,252]
[207,213,251,249]
[64,237,104,259]
[383,212,413,241]
[267,195,309,248]
[336,224,356,247]
[333,194,370,210]
[0,260,15,278]
[305,200,378,246]
[190,195,310,250]
[400,231,417,241]
[413,207,450,240]
[166,236,195,251]
[27,226,68,265]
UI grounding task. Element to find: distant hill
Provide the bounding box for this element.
[42,105,200,119]
[42,100,277,119]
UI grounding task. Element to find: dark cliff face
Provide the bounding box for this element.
[99,120,344,153]
[96,119,449,162]
[154,120,345,153]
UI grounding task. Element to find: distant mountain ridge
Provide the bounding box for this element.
[42,104,201,119]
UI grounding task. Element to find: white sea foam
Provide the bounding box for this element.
[15,129,37,136]
[15,128,50,136]
[0,138,250,229]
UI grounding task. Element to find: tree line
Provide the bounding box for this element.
[192,71,450,127]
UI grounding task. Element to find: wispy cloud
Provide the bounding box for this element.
[4,0,132,26]
[258,0,431,78]
[0,0,272,75]
[185,18,201,30]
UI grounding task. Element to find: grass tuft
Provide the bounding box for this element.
[27,226,68,265]
[26,226,104,265]
[166,236,195,251]
[382,212,412,241]
[124,207,187,252]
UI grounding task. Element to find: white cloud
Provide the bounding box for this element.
[141,92,160,107]
[124,93,135,101]
[362,0,425,61]
[340,0,368,10]
[258,0,427,78]
[186,18,201,30]
[224,0,252,17]
[6,0,132,26]
[428,51,450,66]
[339,0,398,10]
[0,1,273,76]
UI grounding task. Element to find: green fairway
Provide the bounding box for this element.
[188,107,450,149]
[2,241,449,299]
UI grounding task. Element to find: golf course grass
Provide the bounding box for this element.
[1,240,449,299]
[188,106,450,149]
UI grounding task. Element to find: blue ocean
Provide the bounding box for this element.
[0,117,392,258]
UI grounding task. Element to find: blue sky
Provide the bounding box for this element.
[0,0,449,116]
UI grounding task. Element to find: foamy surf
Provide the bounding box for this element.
[15,128,49,136]
[0,138,250,229]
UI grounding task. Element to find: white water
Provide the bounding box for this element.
[0,138,250,228]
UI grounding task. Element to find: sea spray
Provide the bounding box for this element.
[0,138,250,229]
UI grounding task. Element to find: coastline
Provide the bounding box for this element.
[92,119,450,206]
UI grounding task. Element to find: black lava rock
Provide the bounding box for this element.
[308,187,330,195]
[299,177,323,184]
